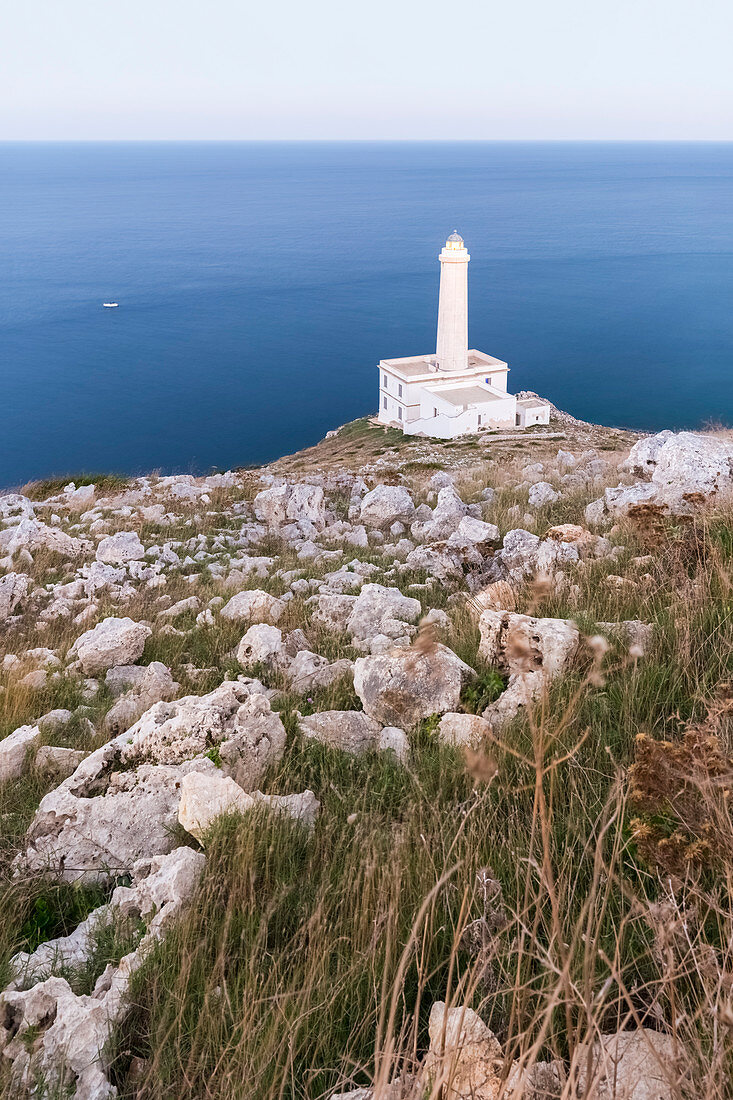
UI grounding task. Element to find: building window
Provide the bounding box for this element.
[515,413,521,426]
[383,396,387,410]
[433,407,438,417]
[478,415,482,426]
[383,374,387,389]
[398,406,403,421]
[398,383,403,398]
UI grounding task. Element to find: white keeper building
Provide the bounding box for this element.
[377,232,550,438]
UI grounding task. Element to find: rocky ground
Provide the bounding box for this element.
[0,412,732,1098]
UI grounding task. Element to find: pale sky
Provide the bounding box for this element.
[1,0,731,140]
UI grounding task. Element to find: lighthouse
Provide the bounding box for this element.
[377,233,550,438]
[436,231,470,373]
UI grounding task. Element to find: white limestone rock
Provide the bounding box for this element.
[590,431,733,523]
[423,1001,503,1100]
[286,483,328,528]
[16,745,217,883]
[415,486,469,542]
[253,482,328,530]
[0,725,40,783]
[478,610,580,731]
[236,623,284,666]
[359,485,415,528]
[119,681,286,787]
[104,661,180,735]
[447,516,500,547]
[309,592,358,632]
[1,848,206,1098]
[219,588,286,624]
[0,571,30,620]
[479,610,579,679]
[353,645,475,728]
[597,619,654,656]
[622,429,677,478]
[527,481,560,507]
[404,544,464,583]
[377,726,410,763]
[498,529,541,582]
[0,517,91,560]
[178,771,320,842]
[286,650,354,692]
[158,595,200,618]
[64,482,96,509]
[438,712,492,747]
[347,583,421,649]
[69,616,151,675]
[96,530,145,563]
[573,1027,679,1100]
[299,710,383,755]
[35,746,87,780]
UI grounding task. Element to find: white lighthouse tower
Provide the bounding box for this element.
[436,231,470,373]
[377,232,550,438]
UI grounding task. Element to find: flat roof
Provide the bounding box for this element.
[428,385,504,406]
[380,349,509,380]
[516,397,549,409]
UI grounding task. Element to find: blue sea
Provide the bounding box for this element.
[2,141,732,488]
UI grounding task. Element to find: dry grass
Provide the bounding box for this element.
[2,434,733,1099]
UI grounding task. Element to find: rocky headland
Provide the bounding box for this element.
[1,410,732,1099]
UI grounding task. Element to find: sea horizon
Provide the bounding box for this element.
[2,139,732,487]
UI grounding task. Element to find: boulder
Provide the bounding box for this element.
[308,593,358,633]
[69,617,151,675]
[1,848,206,1098]
[416,486,469,541]
[236,623,284,666]
[528,481,560,507]
[354,645,475,727]
[286,650,354,692]
[473,580,518,613]
[498,530,541,582]
[597,619,654,656]
[219,588,286,624]
[178,771,319,841]
[285,483,328,528]
[0,518,91,560]
[0,725,40,782]
[347,583,421,648]
[423,1002,503,1100]
[448,516,500,547]
[590,431,733,523]
[96,530,145,563]
[404,544,464,583]
[438,712,491,747]
[0,571,30,620]
[479,610,579,678]
[158,595,200,618]
[573,1027,678,1100]
[377,726,410,763]
[623,430,676,478]
[478,610,580,730]
[359,485,415,528]
[16,754,218,883]
[104,661,180,735]
[299,710,382,755]
[119,682,286,787]
[35,746,87,780]
[544,523,606,557]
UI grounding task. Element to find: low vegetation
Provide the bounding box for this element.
[0,418,731,1098]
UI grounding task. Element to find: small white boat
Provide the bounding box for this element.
[102,302,119,308]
